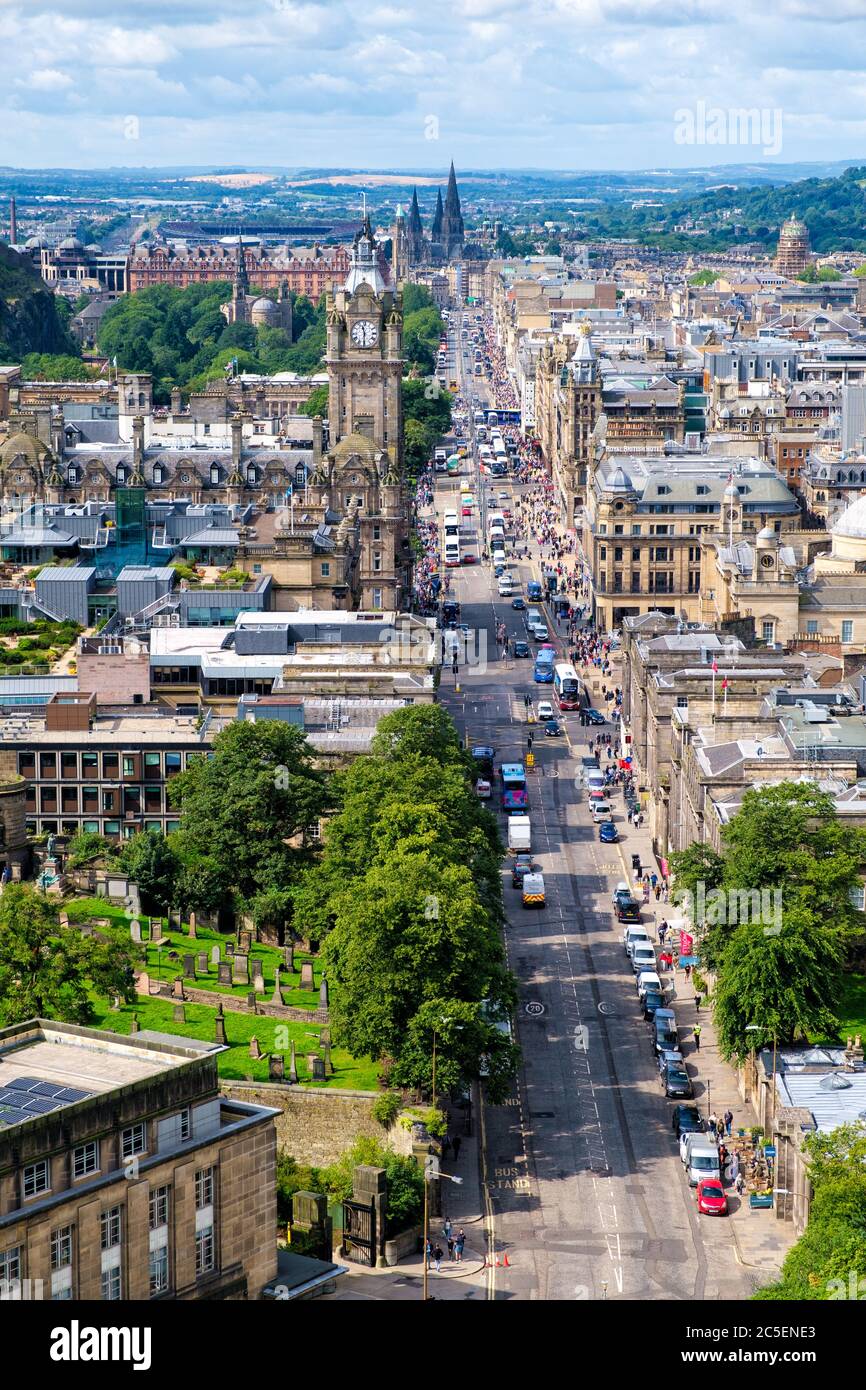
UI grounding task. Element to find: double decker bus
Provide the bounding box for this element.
[553,662,582,710]
[501,762,528,813]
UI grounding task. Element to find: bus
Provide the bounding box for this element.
[445,539,461,567]
[534,649,556,683]
[553,662,581,710]
[446,455,461,475]
[501,763,528,813]
[487,411,499,428]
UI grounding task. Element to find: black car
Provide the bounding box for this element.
[471,745,496,778]
[661,1064,694,1100]
[671,1105,705,1139]
[511,854,539,888]
[513,640,531,658]
[614,898,642,924]
[641,990,666,1021]
[512,597,526,610]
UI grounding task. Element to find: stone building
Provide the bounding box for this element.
[220,240,292,335]
[775,214,812,278]
[0,1019,277,1300]
[403,164,465,267]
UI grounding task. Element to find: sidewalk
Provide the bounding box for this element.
[600,784,796,1280]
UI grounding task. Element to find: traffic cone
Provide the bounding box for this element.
[503,1253,511,1267]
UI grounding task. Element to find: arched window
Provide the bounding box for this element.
[116,465,126,484]
[67,466,78,484]
[210,464,220,485]
[294,463,306,486]
[246,466,257,485]
[138,392,145,408]
[153,464,163,485]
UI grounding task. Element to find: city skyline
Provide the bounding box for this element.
[3,0,866,170]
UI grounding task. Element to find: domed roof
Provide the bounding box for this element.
[252,295,278,314]
[756,524,777,544]
[24,235,45,249]
[606,464,633,491]
[831,494,866,539]
[57,236,83,252]
[724,481,740,501]
[781,213,807,237]
[0,431,50,465]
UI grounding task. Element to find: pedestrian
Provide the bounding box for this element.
[452,1134,462,1160]
[708,1112,718,1139]
[426,1237,433,1268]
[730,1150,740,1184]
[455,1230,465,1262]
[650,872,658,889]
[441,1134,451,1160]
[433,1243,443,1273]
[654,884,662,902]
[718,1143,728,1177]
[693,1023,702,1051]
[735,1171,745,1197]
[695,994,701,1012]
[684,963,692,982]
[447,1236,455,1262]
[724,1109,733,1137]
[443,1216,453,1241]
[658,920,667,944]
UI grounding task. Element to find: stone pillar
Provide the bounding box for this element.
[350,1165,388,1269]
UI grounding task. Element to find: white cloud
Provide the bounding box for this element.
[19,67,73,91]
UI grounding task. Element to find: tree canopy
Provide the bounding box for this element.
[0,885,139,1026]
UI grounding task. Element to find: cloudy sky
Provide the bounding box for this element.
[2,0,866,170]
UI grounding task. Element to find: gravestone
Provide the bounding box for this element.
[252,960,265,994]
[183,954,196,979]
[59,910,69,928]
[271,968,282,1005]
[214,1003,227,1046]
[172,977,185,1000]
[218,963,232,986]
[170,908,182,929]
[249,1035,262,1060]
[79,922,94,938]
[226,941,234,958]
[232,953,249,985]
[173,1004,186,1024]
[300,961,315,991]
[188,912,197,938]
[289,1040,298,1084]
[247,991,257,1010]
[130,1013,140,1034]
[283,944,294,972]
[129,919,142,943]
[319,975,329,1010]
[322,1040,333,1075]
[308,1054,326,1082]
[269,1053,285,1081]
[238,929,252,955]
[210,945,221,969]
[110,994,121,1011]
[197,952,208,975]
[137,971,151,996]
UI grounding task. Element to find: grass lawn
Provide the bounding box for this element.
[65,900,323,1009]
[89,993,380,1091]
[834,973,866,1042]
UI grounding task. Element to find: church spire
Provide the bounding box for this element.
[233,233,249,297]
[431,187,444,241]
[441,162,464,258]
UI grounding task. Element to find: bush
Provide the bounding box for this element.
[275,1151,322,1224]
[371,1090,402,1129]
[318,1137,424,1236]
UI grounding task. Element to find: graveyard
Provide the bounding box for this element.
[62,895,379,1089]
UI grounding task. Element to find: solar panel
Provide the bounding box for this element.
[6,1077,40,1091]
[55,1087,89,1102]
[0,1075,94,1125]
[32,1082,62,1097]
[22,1098,58,1114]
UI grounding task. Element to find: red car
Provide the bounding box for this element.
[696,1179,728,1216]
[461,553,477,565]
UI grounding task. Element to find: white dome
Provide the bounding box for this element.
[607,464,633,491]
[832,494,866,540]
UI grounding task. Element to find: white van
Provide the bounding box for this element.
[631,943,656,975]
[498,576,514,597]
[522,872,545,908]
[590,800,612,822]
[685,1141,721,1188]
[636,970,662,999]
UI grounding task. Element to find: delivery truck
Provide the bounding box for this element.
[507,815,531,853]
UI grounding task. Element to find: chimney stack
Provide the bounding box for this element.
[231,415,243,469]
[132,415,145,471]
[170,387,182,414]
[9,196,17,246]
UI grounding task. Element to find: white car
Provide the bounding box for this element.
[537,700,554,720]
[475,778,492,799]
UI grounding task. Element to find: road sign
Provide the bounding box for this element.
[525,1002,545,1016]
[526,752,535,769]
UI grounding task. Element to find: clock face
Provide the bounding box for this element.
[351,319,378,348]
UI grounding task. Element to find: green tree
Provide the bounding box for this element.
[801,1119,866,1189]
[754,1175,866,1300]
[168,721,328,909]
[668,841,724,904]
[0,885,138,1026]
[21,353,94,381]
[118,831,180,914]
[318,1137,424,1235]
[298,383,329,418]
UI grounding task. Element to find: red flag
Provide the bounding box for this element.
[722,677,728,690]
[711,660,718,673]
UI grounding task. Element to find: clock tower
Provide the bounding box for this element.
[313,212,410,611]
[326,213,403,468]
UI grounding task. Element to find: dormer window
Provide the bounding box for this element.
[246,466,257,485]
[153,464,163,485]
[657,485,670,495]
[210,464,220,485]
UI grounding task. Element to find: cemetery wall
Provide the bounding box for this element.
[221,1082,382,1166]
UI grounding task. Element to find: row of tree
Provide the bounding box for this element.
[669,782,866,1060]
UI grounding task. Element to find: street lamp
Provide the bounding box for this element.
[422,1156,463,1302]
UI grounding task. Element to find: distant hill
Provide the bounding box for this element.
[0,244,76,362]
[577,165,866,254]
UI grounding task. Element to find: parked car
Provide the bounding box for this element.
[584,708,606,725]
[615,898,642,924]
[656,1047,685,1076]
[696,1179,728,1216]
[671,1106,705,1140]
[475,778,492,799]
[625,929,651,959]
[513,640,531,658]
[641,991,666,1021]
[598,821,618,843]
[661,1064,694,1100]
[631,945,657,975]
[612,881,631,906]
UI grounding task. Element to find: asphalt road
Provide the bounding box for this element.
[431,315,757,1302]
